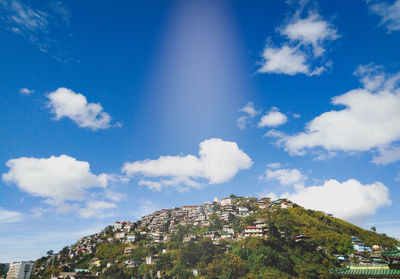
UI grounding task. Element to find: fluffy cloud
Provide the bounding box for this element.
[259,45,311,75]
[2,155,108,204]
[285,179,391,224]
[280,13,339,56]
[368,0,400,32]
[239,102,260,117]
[258,107,288,127]
[373,145,400,164]
[259,11,338,76]
[78,201,116,218]
[237,102,260,130]
[122,138,253,191]
[264,168,306,186]
[47,88,116,131]
[269,66,400,163]
[19,88,34,95]
[0,207,23,223]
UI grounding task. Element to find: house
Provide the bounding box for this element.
[124,246,136,254]
[255,218,268,228]
[204,231,220,241]
[237,207,251,217]
[221,212,233,222]
[114,222,123,231]
[353,243,372,253]
[294,235,311,242]
[125,234,136,243]
[220,198,232,206]
[256,198,270,207]
[244,226,264,237]
[280,201,293,209]
[115,232,126,240]
[222,225,234,234]
[220,232,233,239]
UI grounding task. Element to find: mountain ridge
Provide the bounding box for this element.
[30,195,399,279]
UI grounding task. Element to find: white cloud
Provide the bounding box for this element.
[122,138,253,191]
[285,179,391,224]
[78,201,116,218]
[237,116,248,130]
[258,10,338,76]
[0,207,23,223]
[259,45,311,75]
[271,66,400,163]
[30,207,50,218]
[258,107,288,127]
[280,13,339,56]
[373,145,400,164]
[0,0,48,33]
[237,102,260,130]
[257,190,278,201]
[47,88,116,130]
[239,101,260,117]
[133,199,159,219]
[0,0,70,55]
[264,168,306,186]
[266,162,282,169]
[369,0,400,32]
[104,190,126,202]
[19,88,34,95]
[2,155,108,206]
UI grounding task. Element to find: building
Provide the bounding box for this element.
[294,235,311,242]
[220,198,232,206]
[243,226,264,238]
[7,261,34,279]
[332,250,400,278]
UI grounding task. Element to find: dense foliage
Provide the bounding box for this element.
[31,201,399,279]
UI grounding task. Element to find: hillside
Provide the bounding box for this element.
[31,196,399,279]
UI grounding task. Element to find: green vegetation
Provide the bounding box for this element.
[0,264,8,278]
[31,198,399,279]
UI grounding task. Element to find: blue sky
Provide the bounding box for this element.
[1,0,400,262]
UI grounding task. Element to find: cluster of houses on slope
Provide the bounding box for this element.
[333,238,400,278]
[134,197,292,245]
[30,197,294,278]
[336,236,388,265]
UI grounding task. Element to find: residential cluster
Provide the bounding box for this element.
[7,196,295,279]
[136,197,292,245]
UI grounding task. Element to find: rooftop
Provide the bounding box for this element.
[332,266,400,278]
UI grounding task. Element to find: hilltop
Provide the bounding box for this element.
[31,195,399,279]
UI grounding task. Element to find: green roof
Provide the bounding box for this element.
[382,250,400,258]
[332,267,400,277]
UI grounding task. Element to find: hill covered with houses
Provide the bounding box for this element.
[31,195,399,279]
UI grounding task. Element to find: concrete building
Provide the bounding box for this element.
[7,261,34,279]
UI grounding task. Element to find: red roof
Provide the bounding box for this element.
[245,226,258,229]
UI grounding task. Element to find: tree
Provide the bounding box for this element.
[371,226,377,233]
[47,250,54,256]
